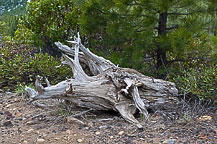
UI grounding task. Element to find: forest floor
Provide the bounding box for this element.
[0,91,216,144]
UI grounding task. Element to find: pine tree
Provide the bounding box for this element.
[22,0,79,56]
[17,0,217,78]
[78,0,217,78]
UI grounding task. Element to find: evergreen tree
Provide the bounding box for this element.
[22,0,79,56]
[0,0,27,38]
[16,0,217,78]
[78,0,217,78]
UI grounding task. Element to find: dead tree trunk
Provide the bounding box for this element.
[25,33,178,128]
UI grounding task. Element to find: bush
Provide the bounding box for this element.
[169,61,216,101]
[0,41,72,91]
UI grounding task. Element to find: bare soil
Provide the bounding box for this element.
[0,92,216,144]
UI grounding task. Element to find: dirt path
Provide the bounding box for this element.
[0,92,216,144]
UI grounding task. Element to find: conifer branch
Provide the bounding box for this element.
[167,12,190,15]
[166,25,178,31]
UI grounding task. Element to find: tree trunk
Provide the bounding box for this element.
[157,12,168,79]
[25,33,179,128]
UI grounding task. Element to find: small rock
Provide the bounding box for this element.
[74,134,77,136]
[109,136,114,139]
[95,131,101,135]
[37,138,45,143]
[163,139,176,144]
[55,137,60,140]
[23,140,28,144]
[26,120,38,125]
[84,127,89,130]
[138,133,144,138]
[0,111,3,115]
[67,116,85,125]
[168,139,176,144]
[140,138,145,141]
[60,126,68,131]
[17,118,23,121]
[161,131,167,136]
[66,130,71,134]
[16,112,22,117]
[77,138,83,143]
[88,122,93,127]
[153,138,160,143]
[79,125,85,129]
[27,128,34,133]
[4,111,13,117]
[118,131,125,135]
[99,125,108,129]
[147,133,154,138]
[6,116,14,120]
[3,121,13,127]
[198,115,212,121]
[5,104,13,108]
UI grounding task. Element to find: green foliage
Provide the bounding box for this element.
[0,42,72,91]
[21,0,80,55]
[77,0,217,75]
[0,20,9,37]
[14,19,36,45]
[0,0,27,36]
[15,83,34,95]
[0,0,27,16]
[16,0,216,73]
[169,62,216,100]
[56,105,71,116]
[2,15,20,37]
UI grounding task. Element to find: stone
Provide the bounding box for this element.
[118,131,125,135]
[168,139,176,144]
[99,125,108,129]
[55,137,61,140]
[84,127,89,130]
[26,120,38,125]
[109,136,114,139]
[23,140,28,144]
[5,104,13,108]
[66,130,71,134]
[16,112,22,117]
[163,139,176,144]
[77,139,83,143]
[37,138,45,143]
[66,116,85,125]
[95,131,101,135]
[198,115,212,121]
[4,111,13,117]
[153,138,160,144]
[27,128,34,133]
[3,121,13,127]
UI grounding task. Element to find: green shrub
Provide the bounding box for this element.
[169,62,216,101]
[0,42,72,91]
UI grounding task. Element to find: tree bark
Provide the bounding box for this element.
[157,12,168,79]
[25,33,179,128]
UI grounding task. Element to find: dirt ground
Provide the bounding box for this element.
[0,92,216,144]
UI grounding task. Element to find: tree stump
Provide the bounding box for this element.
[25,33,179,128]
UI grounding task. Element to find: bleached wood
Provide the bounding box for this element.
[25,33,179,127]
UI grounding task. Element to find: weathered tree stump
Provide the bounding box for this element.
[25,33,179,128]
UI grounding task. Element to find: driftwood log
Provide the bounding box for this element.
[25,33,179,128]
